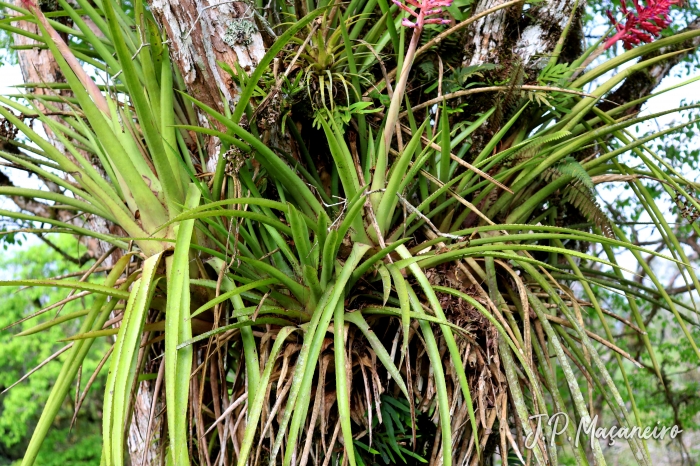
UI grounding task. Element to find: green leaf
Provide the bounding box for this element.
[318,116,361,199]
[189,277,279,319]
[236,326,299,466]
[0,279,130,299]
[377,264,391,305]
[334,300,356,466]
[345,311,409,399]
[376,120,428,233]
[181,93,322,216]
[102,252,162,466]
[231,7,328,124]
[164,183,200,466]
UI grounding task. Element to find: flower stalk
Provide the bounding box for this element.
[372,0,452,214]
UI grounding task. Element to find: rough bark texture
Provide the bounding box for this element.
[464,0,585,76]
[12,0,68,152]
[127,382,160,466]
[149,0,266,114]
[512,0,585,70]
[13,14,59,86]
[463,0,512,66]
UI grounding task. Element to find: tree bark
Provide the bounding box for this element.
[463,0,699,113]
[512,0,585,70]
[12,0,68,152]
[148,0,266,114]
[464,0,585,76]
[463,0,512,67]
[9,1,264,462]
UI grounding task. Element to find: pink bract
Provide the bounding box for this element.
[605,0,683,49]
[392,0,453,30]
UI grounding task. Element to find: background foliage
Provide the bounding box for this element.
[0,237,103,465]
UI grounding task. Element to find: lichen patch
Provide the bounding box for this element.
[223,19,258,48]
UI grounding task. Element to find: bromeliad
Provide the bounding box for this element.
[392,0,453,29]
[605,0,683,49]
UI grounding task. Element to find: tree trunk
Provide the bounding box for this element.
[147,0,267,169]
[8,1,264,463]
[148,0,266,114]
[463,0,585,74]
[512,0,585,69]
[463,0,512,67]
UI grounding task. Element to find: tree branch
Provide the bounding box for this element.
[0,169,71,221]
[37,234,92,265]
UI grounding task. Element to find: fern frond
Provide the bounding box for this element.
[502,61,525,112]
[556,157,594,191]
[503,130,571,166]
[540,156,612,236]
[417,60,438,81]
[538,62,571,85]
[563,182,614,238]
[492,60,525,130]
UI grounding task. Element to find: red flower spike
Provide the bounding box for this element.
[393,0,453,30]
[605,0,683,49]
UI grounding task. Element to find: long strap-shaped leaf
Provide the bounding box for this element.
[180,93,322,216]
[498,334,550,466]
[318,116,361,200]
[432,286,551,464]
[164,183,200,466]
[376,120,428,233]
[0,278,130,299]
[282,244,371,466]
[208,257,262,407]
[344,311,409,398]
[265,285,336,466]
[519,266,621,466]
[21,254,132,466]
[404,285,454,464]
[0,187,115,221]
[267,244,369,466]
[102,0,184,214]
[333,299,356,466]
[29,6,168,236]
[395,244,481,459]
[190,277,279,319]
[484,257,551,465]
[526,261,652,466]
[102,252,162,466]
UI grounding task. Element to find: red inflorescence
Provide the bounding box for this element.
[392,0,453,30]
[605,0,683,49]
